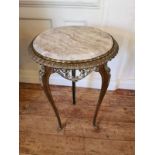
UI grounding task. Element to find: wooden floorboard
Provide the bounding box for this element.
[20,83,135,155]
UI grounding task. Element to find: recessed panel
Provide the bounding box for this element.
[19,18,52,70]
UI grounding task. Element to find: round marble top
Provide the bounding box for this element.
[30,26,118,69]
[33,26,113,61]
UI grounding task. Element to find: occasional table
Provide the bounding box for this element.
[29,26,119,129]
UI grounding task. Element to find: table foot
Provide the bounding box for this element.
[93,63,111,127]
[40,66,63,129]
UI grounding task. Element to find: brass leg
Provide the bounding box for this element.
[72,70,76,105]
[93,63,111,127]
[40,66,62,129]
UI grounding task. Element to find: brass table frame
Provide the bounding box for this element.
[29,35,119,129]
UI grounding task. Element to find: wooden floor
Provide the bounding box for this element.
[20,83,135,155]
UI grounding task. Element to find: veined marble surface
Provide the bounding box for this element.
[33,26,113,61]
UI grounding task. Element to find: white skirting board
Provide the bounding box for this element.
[20,69,135,90]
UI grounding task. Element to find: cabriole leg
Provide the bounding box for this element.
[40,65,62,129]
[93,63,111,127]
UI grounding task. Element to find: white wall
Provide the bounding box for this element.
[19,0,135,90]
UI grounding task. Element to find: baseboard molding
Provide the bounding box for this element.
[50,76,135,90]
[20,69,135,90]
